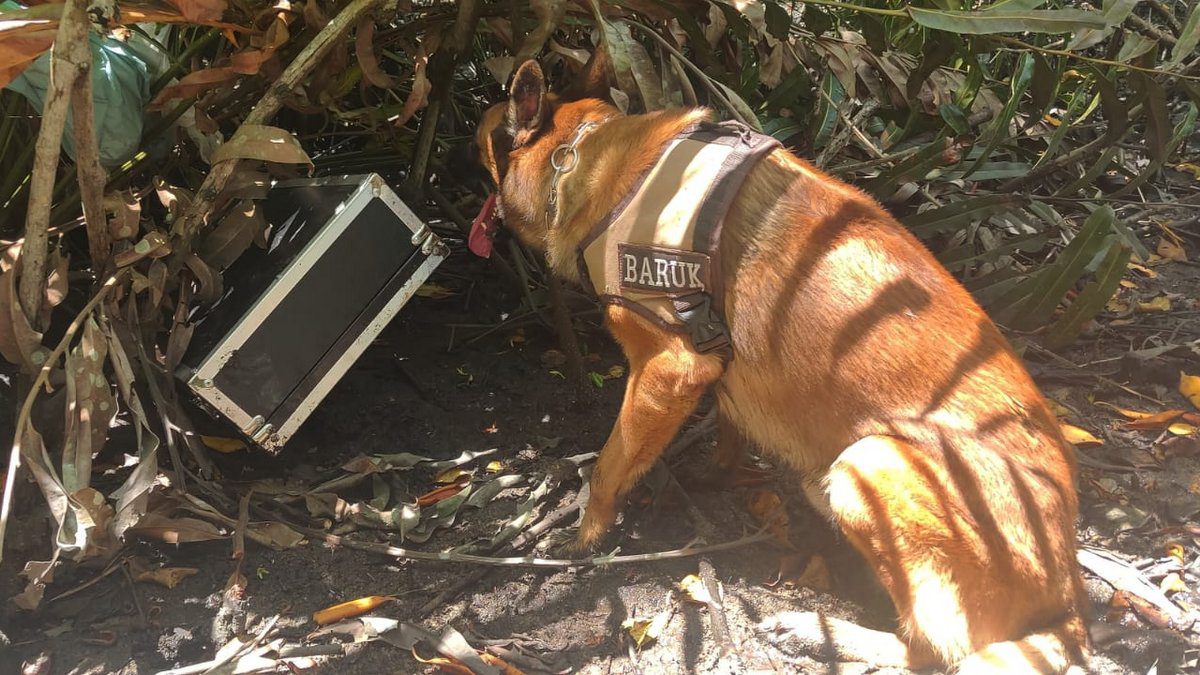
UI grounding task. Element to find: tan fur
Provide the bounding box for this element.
[477,61,1090,673]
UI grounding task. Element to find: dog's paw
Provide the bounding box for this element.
[536,527,580,557]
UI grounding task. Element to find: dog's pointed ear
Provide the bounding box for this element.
[508,59,547,147]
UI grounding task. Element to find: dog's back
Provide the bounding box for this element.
[717,149,1089,670]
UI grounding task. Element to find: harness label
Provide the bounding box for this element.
[617,243,710,295]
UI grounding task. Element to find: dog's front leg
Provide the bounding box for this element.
[576,307,725,550]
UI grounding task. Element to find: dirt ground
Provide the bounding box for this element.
[2,241,1200,674]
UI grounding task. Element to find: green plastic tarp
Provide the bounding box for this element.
[2,1,151,168]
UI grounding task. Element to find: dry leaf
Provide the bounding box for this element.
[1096,402,1157,420]
[416,477,470,507]
[395,41,433,127]
[1046,398,1071,418]
[678,574,713,604]
[1123,410,1186,431]
[313,595,394,625]
[1136,296,1171,313]
[0,264,47,373]
[1127,262,1158,278]
[151,67,240,108]
[1160,573,1187,594]
[1168,422,1198,436]
[745,489,791,547]
[356,17,397,88]
[622,610,670,649]
[164,0,227,23]
[128,513,225,544]
[1165,542,1186,562]
[246,522,304,549]
[1181,372,1200,411]
[1105,297,1131,313]
[1060,423,1102,446]
[198,200,266,270]
[434,468,471,484]
[210,125,313,169]
[201,435,247,453]
[1157,237,1188,262]
[136,567,199,589]
[485,460,503,473]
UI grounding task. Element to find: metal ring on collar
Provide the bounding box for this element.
[550,144,578,172]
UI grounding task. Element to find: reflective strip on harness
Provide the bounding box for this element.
[578,121,780,354]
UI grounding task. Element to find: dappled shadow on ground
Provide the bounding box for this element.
[4,253,1199,674]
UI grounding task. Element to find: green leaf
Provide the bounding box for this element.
[1169,2,1200,68]
[908,7,1109,35]
[1066,0,1138,51]
[1028,53,1059,119]
[812,71,844,149]
[1109,102,1198,198]
[939,231,1050,271]
[1135,73,1170,164]
[904,194,1023,238]
[982,0,1048,11]
[907,36,957,104]
[864,137,955,200]
[1010,206,1117,331]
[939,103,971,135]
[1043,239,1131,350]
[965,267,1028,306]
[942,161,1033,181]
[1035,78,1094,167]
[961,52,1034,178]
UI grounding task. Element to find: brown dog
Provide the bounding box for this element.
[474,59,1089,673]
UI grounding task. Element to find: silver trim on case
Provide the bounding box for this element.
[182,174,444,448]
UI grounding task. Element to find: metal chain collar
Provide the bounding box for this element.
[546,119,607,225]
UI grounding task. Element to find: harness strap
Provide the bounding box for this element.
[575,119,781,360]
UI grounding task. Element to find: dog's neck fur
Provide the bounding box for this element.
[502,101,710,284]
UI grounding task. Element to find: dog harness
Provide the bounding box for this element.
[575,120,780,354]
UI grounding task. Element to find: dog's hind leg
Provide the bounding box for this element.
[823,435,1087,673]
[575,306,725,550]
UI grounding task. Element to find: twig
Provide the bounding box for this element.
[19,0,92,326]
[156,614,281,675]
[68,46,110,272]
[1125,14,1177,45]
[0,271,126,565]
[403,0,481,194]
[830,146,921,175]
[506,238,552,329]
[1145,0,1183,32]
[698,559,734,657]
[120,561,147,626]
[1023,340,1164,406]
[306,526,773,568]
[172,0,386,255]
[993,36,1200,81]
